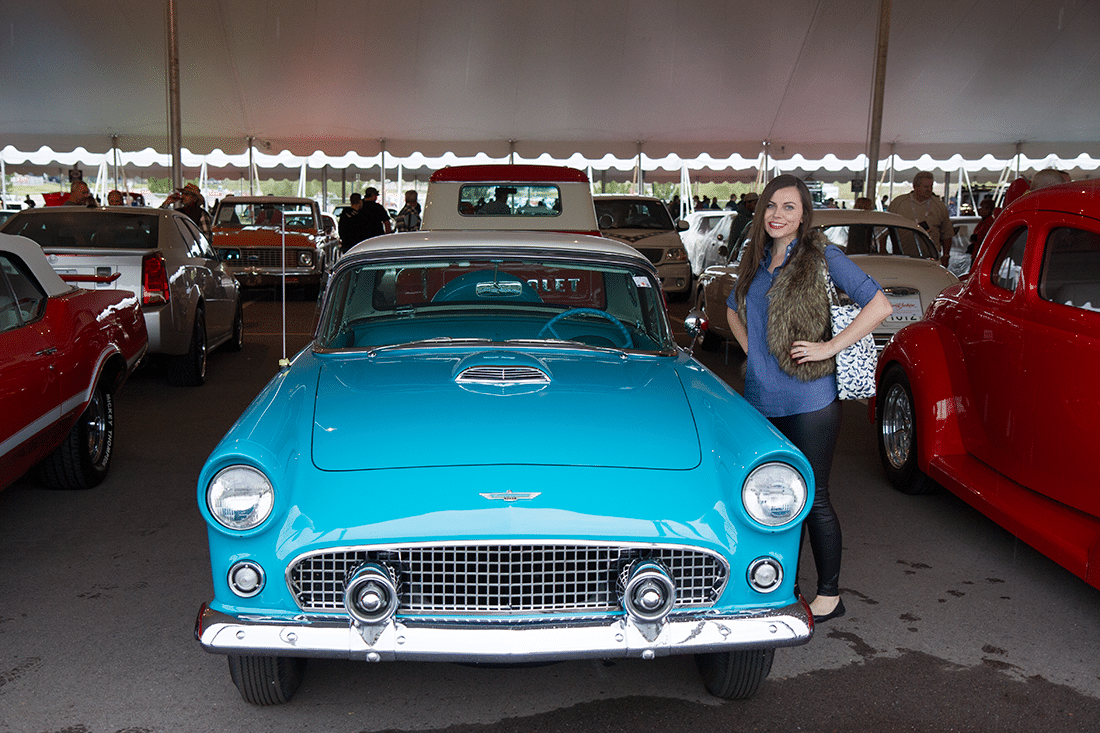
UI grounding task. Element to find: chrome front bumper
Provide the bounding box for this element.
[195,601,813,662]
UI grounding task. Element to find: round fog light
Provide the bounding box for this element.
[344,562,399,625]
[747,557,782,593]
[621,559,676,623]
[228,561,265,597]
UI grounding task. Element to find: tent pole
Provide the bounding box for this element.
[166,0,182,191]
[865,0,891,207]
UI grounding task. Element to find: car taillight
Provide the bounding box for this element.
[142,252,170,305]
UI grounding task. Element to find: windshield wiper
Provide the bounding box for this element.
[366,337,492,355]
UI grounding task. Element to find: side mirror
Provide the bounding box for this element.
[676,219,689,232]
[683,309,709,354]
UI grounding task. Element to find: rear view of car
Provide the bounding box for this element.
[2,207,242,386]
[420,164,600,235]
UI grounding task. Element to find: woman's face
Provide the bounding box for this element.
[764,186,804,246]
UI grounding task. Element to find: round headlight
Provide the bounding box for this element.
[207,465,274,531]
[742,463,807,527]
[297,251,314,267]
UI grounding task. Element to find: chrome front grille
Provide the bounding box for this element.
[632,247,664,265]
[288,543,728,615]
[238,248,301,268]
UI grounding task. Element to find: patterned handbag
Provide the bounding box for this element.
[825,269,878,400]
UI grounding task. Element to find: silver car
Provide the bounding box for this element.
[693,208,959,351]
[2,206,242,386]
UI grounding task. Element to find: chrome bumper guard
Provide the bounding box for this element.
[195,601,812,662]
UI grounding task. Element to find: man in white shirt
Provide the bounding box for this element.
[889,171,953,267]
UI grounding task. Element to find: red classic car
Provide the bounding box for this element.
[0,233,147,491]
[873,180,1100,589]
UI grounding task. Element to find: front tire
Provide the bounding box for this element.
[39,385,114,490]
[228,655,306,705]
[877,365,934,494]
[695,648,774,700]
[168,309,207,386]
[227,299,245,352]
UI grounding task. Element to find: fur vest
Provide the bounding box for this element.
[735,232,835,382]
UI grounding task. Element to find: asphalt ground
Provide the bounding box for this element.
[1,291,1098,733]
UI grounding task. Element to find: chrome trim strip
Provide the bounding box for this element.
[195,600,812,661]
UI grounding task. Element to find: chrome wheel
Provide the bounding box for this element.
[83,388,110,467]
[880,381,913,470]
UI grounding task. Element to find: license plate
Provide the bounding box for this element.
[886,294,922,323]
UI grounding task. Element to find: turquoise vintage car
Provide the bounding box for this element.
[194,230,814,705]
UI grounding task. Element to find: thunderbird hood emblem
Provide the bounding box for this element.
[480,490,541,502]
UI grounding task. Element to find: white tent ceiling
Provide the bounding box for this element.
[2,0,1099,179]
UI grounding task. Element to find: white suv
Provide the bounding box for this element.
[594,195,691,298]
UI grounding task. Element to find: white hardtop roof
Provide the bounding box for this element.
[811,208,925,230]
[217,196,316,206]
[0,232,74,298]
[593,194,666,203]
[345,230,652,263]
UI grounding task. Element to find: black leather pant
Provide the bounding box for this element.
[769,399,843,597]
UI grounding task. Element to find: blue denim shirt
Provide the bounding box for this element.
[726,241,882,418]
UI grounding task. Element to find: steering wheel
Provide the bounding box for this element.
[538,308,633,348]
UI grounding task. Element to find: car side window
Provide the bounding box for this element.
[1039,227,1100,312]
[174,217,207,259]
[990,227,1028,293]
[182,217,216,259]
[0,253,46,332]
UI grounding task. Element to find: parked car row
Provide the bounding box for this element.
[692,208,960,353]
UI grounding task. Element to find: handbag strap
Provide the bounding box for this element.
[822,259,840,306]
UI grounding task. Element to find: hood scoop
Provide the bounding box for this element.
[456,365,550,386]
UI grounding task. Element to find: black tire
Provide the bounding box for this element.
[693,288,720,352]
[39,385,114,490]
[167,309,207,387]
[227,299,245,352]
[228,655,306,706]
[695,648,774,700]
[876,365,935,495]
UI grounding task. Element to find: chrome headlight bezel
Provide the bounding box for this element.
[742,462,808,528]
[297,250,315,267]
[206,465,275,531]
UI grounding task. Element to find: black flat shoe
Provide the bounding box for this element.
[813,598,846,624]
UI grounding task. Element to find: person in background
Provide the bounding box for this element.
[728,191,759,248]
[23,195,35,208]
[968,197,995,263]
[1029,168,1070,191]
[395,189,421,232]
[725,174,892,624]
[107,190,125,206]
[63,179,97,208]
[161,183,212,238]
[888,171,953,268]
[338,193,365,253]
[853,197,873,210]
[359,187,393,239]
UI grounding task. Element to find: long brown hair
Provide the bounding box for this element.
[733,175,817,307]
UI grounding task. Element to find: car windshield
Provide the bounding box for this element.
[457,184,561,218]
[818,223,938,259]
[317,255,674,352]
[595,200,675,231]
[3,211,159,249]
[215,202,316,230]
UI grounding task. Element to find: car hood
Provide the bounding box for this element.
[311,350,701,471]
[213,228,318,246]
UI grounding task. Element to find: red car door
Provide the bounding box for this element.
[1018,217,1100,516]
[0,254,61,486]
